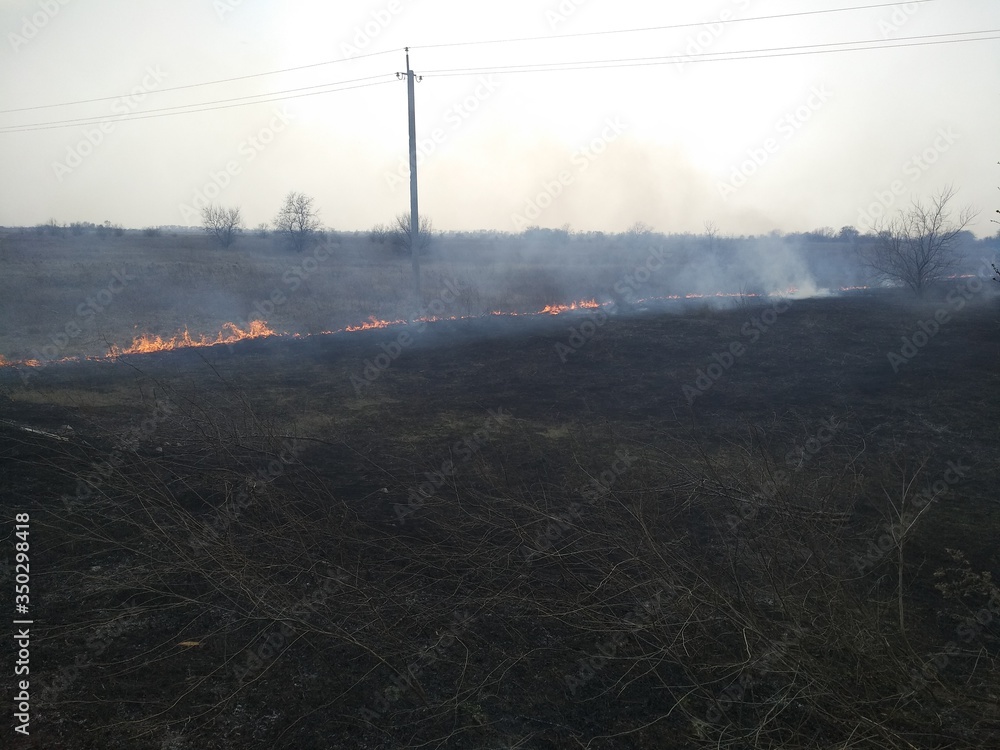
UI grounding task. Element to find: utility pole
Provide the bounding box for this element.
[404,48,421,302]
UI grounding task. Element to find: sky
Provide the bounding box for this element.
[1,0,998,236]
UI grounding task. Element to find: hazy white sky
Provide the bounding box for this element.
[1,0,998,235]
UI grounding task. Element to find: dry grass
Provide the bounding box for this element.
[3,229,998,749]
[0,229,689,362]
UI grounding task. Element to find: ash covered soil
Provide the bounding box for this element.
[2,288,999,749]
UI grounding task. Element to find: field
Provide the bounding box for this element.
[1,229,999,749]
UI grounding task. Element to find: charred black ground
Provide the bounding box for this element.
[1,286,999,749]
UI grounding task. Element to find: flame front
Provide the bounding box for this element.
[539,299,600,315]
[0,289,871,369]
[343,316,408,333]
[107,319,277,357]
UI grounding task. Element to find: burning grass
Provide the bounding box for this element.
[0,298,625,369]
[1,228,997,748]
[2,290,998,749]
[107,319,278,356]
[0,229,888,368]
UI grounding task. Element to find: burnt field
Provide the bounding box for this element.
[2,286,1000,749]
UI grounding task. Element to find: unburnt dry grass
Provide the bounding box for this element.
[0,230,682,364]
[1,283,999,749]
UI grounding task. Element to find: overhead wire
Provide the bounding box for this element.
[420,28,1000,78]
[0,74,398,134]
[0,0,947,118]
[409,0,942,51]
[1,1,995,133]
[0,48,400,115]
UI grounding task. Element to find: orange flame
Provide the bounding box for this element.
[0,289,875,369]
[107,320,277,357]
[343,316,408,333]
[538,299,600,315]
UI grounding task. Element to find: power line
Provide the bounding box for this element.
[0,77,399,134]
[421,29,1000,77]
[410,0,941,51]
[0,48,399,116]
[3,25,994,133]
[0,0,941,118]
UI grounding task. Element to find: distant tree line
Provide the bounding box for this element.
[17,178,999,297]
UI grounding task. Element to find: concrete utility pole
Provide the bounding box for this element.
[405,48,421,301]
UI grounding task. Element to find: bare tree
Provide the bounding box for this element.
[625,220,652,240]
[704,220,719,252]
[255,222,269,238]
[201,205,243,248]
[368,222,390,245]
[391,213,433,256]
[274,192,320,252]
[862,186,977,294]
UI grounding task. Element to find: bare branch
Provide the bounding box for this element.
[860,186,978,294]
[273,192,320,252]
[390,213,433,256]
[201,205,244,249]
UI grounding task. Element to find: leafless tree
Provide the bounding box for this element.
[274,192,320,252]
[368,222,390,245]
[255,222,269,238]
[625,220,653,245]
[704,220,719,252]
[201,205,243,248]
[862,186,977,294]
[391,213,433,256]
